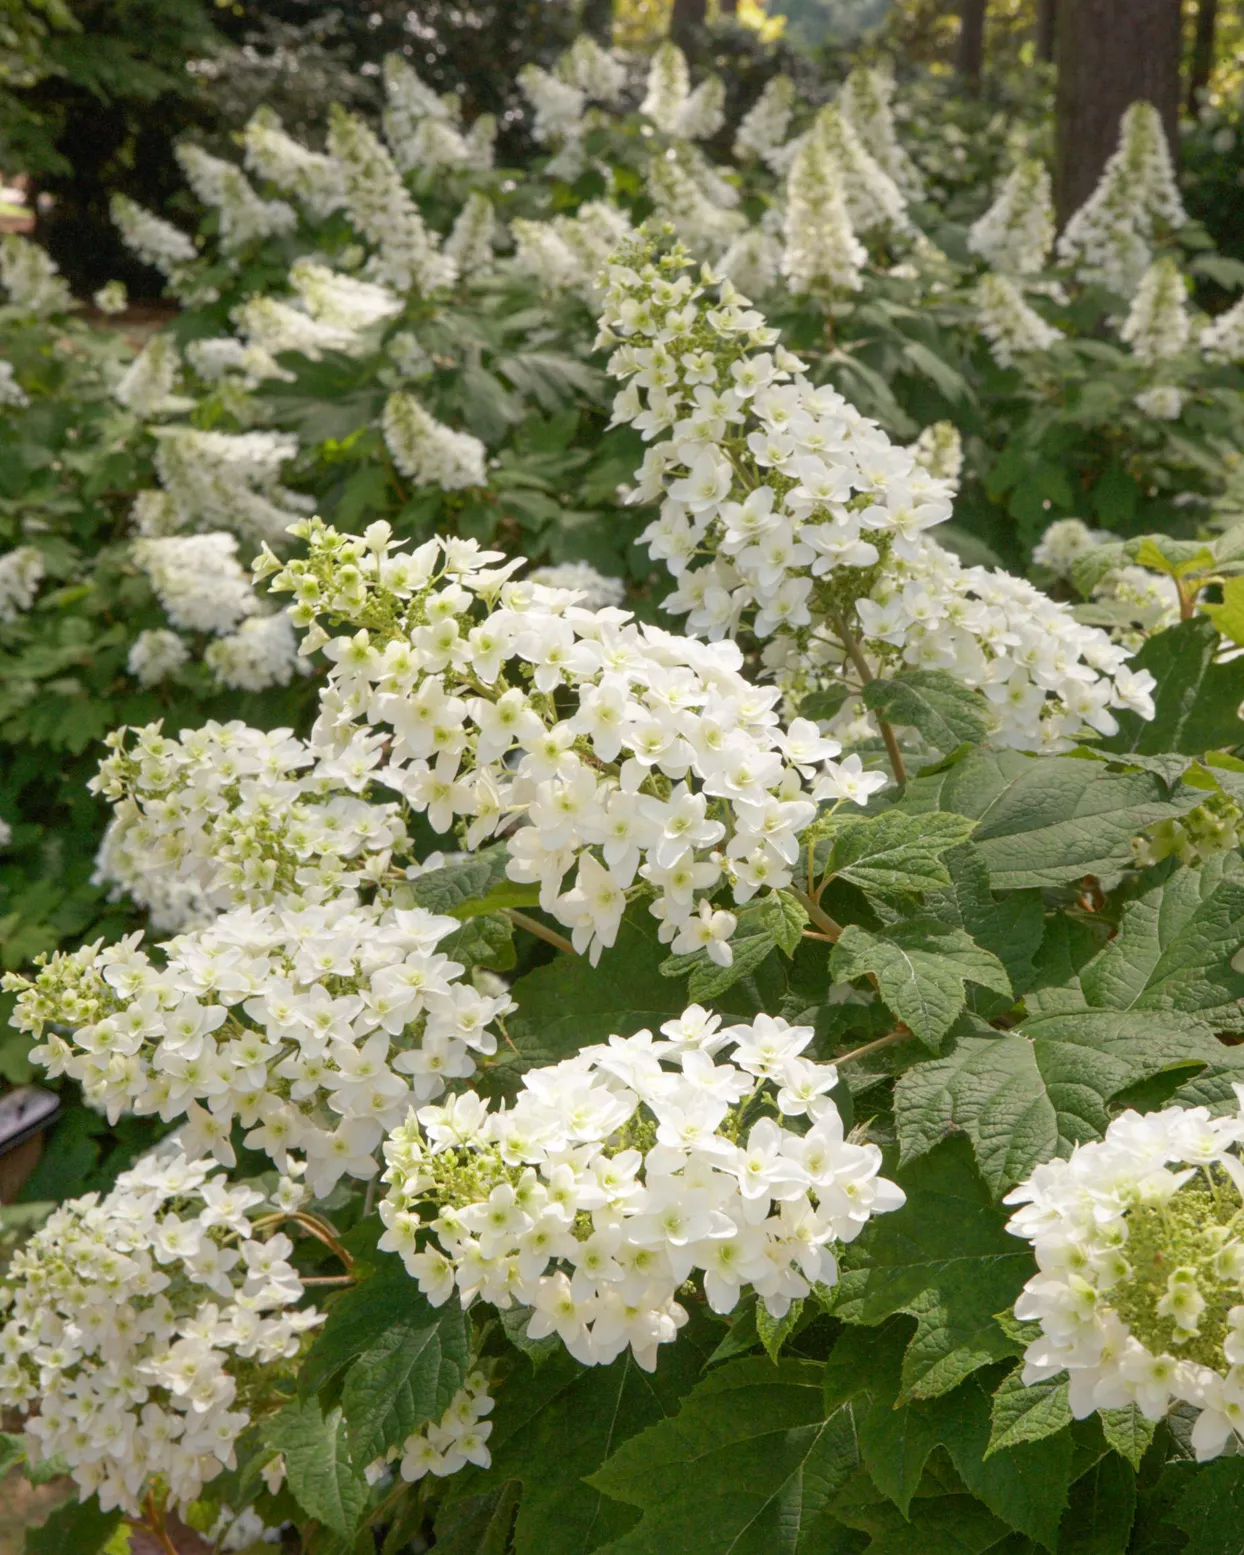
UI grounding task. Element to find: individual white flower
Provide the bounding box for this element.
[976,272,1063,365]
[968,158,1054,274]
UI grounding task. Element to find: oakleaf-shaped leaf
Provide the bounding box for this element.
[822,809,977,900]
[1101,617,1244,756]
[863,670,991,751]
[266,1397,367,1538]
[987,1369,1071,1456]
[831,920,1011,1050]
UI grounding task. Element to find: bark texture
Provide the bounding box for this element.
[1054,0,1183,224]
[1037,0,1057,62]
[957,0,987,92]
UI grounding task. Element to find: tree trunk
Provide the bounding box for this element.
[669,0,707,46]
[1187,0,1219,111]
[956,0,987,93]
[1054,0,1183,225]
[1037,0,1057,61]
[580,0,613,42]
[719,0,739,13]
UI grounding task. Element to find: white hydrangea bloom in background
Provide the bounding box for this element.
[839,65,924,199]
[127,627,190,686]
[0,234,73,315]
[1121,257,1190,364]
[1006,1098,1244,1460]
[674,75,726,142]
[527,561,626,609]
[0,545,44,622]
[242,106,346,218]
[175,144,297,251]
[1200,293,1244,365]
[145,426,311,545]
[1057,102,1186,295]
[809,104,908,238]
[0,360,27,407]
[976,272,1063,365]
[511,202,633,307]
[113,334,190,418]
[519,63,587,147]
[382,392,487,490]
[110,195,198,281]
[719,226,784,299]
[205,610,303,691]
[1135,384,1184,419]
[444,193,497,277]
[782,132,865,294]
[909,421,964,488]
[133,533,262,634]
[640,40,690,134]
[733,74,797,162]
[968,158,1055,274]
[1032,516,1110,578]
[93,279,128,314]
[557,35,626,105]
[0,1149,322,1516]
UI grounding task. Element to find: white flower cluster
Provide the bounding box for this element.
[110,195,198,281]
[519,63,588,146]
[1120,257,1190,364]
[0,1149,321,1516]
[1093,564,1182,646]
[205,610,302,693]
[186,335,282,389]
[1057,102,1186,296]
[839,66,924,200]
[87,717,408,924]
[0,544,45,623]
[263,521,877,962]
[133,534,261,634]
[648,147,745,257]
[976,272,1064,365]
[444,193,497,277]
[1032,516,1109,579]
[601,240,1155,752]
[242,107,346,219]
[142,426,311,545]
[289,259,402,337]
[175,144,297,252]
[327,106,456,296]
[0,360,28,407]
[511,202,633,306]
[9,894,512,1192]
[909,421,964,489]
[393,1374,494,1483]
[527,561,626,610]
[559,35,627,106]
[0,234,72,315]
[382,56,494,174]
[1006,1098,1244,1460]
[380,1010,904,1371]
[113,334,188,418]
[127,627,190,687]
[382,392,487,490]
[1200,294,1244,365]
[733,75,797,162]
[93,280,128,315]
[719,226,784,301]
[782,130,865,294]
[968,159,1055,275]
[811,104,908,239]
[1134,384,1184,421]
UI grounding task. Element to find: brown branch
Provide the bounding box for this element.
[791,887,844,942]
[830,611,907,785]
[834,1028,914,1066]
[506,908,575,955]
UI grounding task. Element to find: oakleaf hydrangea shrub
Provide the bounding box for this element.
[5,36,1244,1555]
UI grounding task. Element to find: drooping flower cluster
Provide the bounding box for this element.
[0,544,45,623]
[110,195,198,283]
[8,893,511,1192]
[382,55,484,174]
[733,74,796,162]
[1120,257,1190,364]
[976,272,1064,365]
[511,202,633,306]
[600,239,1153,751]
[261,522,878,961]
[382,393,488,490]
[1032,517,1109,580]
[0,234,73,315]
[133,534,262,635]
[0,1149,321,1515]
[909,421,964,488]
[967,159,1055,275]
[326,106,456,296]
[175,144,297,252]
[647,148,745,255]
[113,334,188,418]
[242,107,346,219]
[1200,294,1244,365]
[393,1374,494,1483]
[839,66,924,200]
[127,627,190,687]
[1056,102,1186,295]
[1006,1099,1244,1460]
[1134,384,1184,421]
[138,426,311,545]
[445,193,497,277]
[558,35,627,106]
[810,104,908,239]
[379,1009,904,1370]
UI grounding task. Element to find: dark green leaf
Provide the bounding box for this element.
[266,1397,367,1538]
[756,1298,804,1362]
[823,809,977,900]
[1169,1456,1244,1554]
[1098,1405,1157,1470]
[24,1496,122,1555]
[987,1368,1072,1456]
[1101,617,1244,756]
[863,671,991,752]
